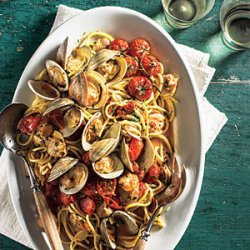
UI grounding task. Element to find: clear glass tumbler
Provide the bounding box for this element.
[161,0,215,29]
[220,0,250,50]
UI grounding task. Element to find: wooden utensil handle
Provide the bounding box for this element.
[33,190,63,250]
[134,238,147,250]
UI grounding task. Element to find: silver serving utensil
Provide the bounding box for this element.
[134,156,186,250]
[0,103,63,250]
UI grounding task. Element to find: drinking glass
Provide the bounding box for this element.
[220,0,250,50]
[161,0,215,29]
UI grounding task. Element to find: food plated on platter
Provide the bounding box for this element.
[5,6,204,250]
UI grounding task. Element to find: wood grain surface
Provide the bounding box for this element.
[0,0,249,249]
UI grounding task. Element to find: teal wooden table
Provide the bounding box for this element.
[0,0,249,249]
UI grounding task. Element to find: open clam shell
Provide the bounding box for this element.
[81,112,103,151]
[112,210,139,235]
[93,153,124,179]
[137,137,155,170]
[47,156,79,182]
[28,80,61,100]
[46,60,69,92]
[120,138,134,172]
[100,219,116,249]
[59,162,89,195]
[106,57,127,86]
[87,49,119,71]
[61,107,84,138]
[43,98,74,116]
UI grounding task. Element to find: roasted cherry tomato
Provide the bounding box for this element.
[141,54,160,77]
[116,101,136,117]
[129,138,144,162]
[83,181,98,199]
[103,196,122,210]
[97,179,117,197]
[127,76,153,101]
[149,164,161,178]
[129,38,150,58]
[108,38,129,52]
[124,57,139,77]
[45,183,61,211]
[80,197,96,215]
[60,192,77,206]
[139,181,147,198]
[19,113,41,133]
[47,110,65,130]
[81,152,91,166]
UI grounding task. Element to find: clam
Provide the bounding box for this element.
[46,60,69,92]
[59,162,89,195]
[66,46,92,76]
[92,153,124,179]
[89,122,121,162]
[81,112,103,151]
[112,210,139,235]
[69,71,108,109]
[137,137,155,170]
[106,57,127,86]
[120,137,155,171]
[87,49,119,71]
[47,156,78,182]
[43,98,74,116]
[100,219,116,249]
[56,37,70,69]
[28,80,61,100]
[61,107,84,138]
[120,138,133,172]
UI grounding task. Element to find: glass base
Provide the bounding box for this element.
[221,33,249,51]
[164,13,195,29]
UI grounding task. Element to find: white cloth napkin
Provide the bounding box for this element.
[0,4,227,249]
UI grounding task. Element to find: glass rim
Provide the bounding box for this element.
[161,0,216,23]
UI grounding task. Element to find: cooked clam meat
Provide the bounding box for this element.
[47,131,67,158]
[85,117,103,143]
[97,60,119,81]
[94,156,116,174]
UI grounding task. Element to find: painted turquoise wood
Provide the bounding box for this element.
[0,0,249,249]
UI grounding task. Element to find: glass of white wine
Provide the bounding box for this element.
[161,0,215,29]
[220,0,250,50]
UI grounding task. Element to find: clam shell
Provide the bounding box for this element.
[120,138,133,172]
[107,57,127,86]
[89,138,117,162]
[47,156,79,182]
[100,219,116,249]
[46,60,69,92]
[93,154,124,179]
[28,80,60,100]
[112,210,139,235]
[81,112,103,151]
[87,49,119,71]
[61,107,84,138]
[43,98,74,116]
[59,163,89,195]
[137,137,155,170]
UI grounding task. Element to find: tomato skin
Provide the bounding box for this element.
[97,179,117,197]
[124,57,139,77]
[127,76,153,101]
[103,196,122,210]
[60,192,77,205]
[129,138,144,162]
[141,54,160,77]
[108,38,129,52]
[45,183,62,212]
[116,101,136,117]
[80,197,96,215]
[139,182,147,198]
[83,181,98,199]
[81,152,91,167]
[129,38,150,58]
[149,164,161,178]
[19,114,41,133]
